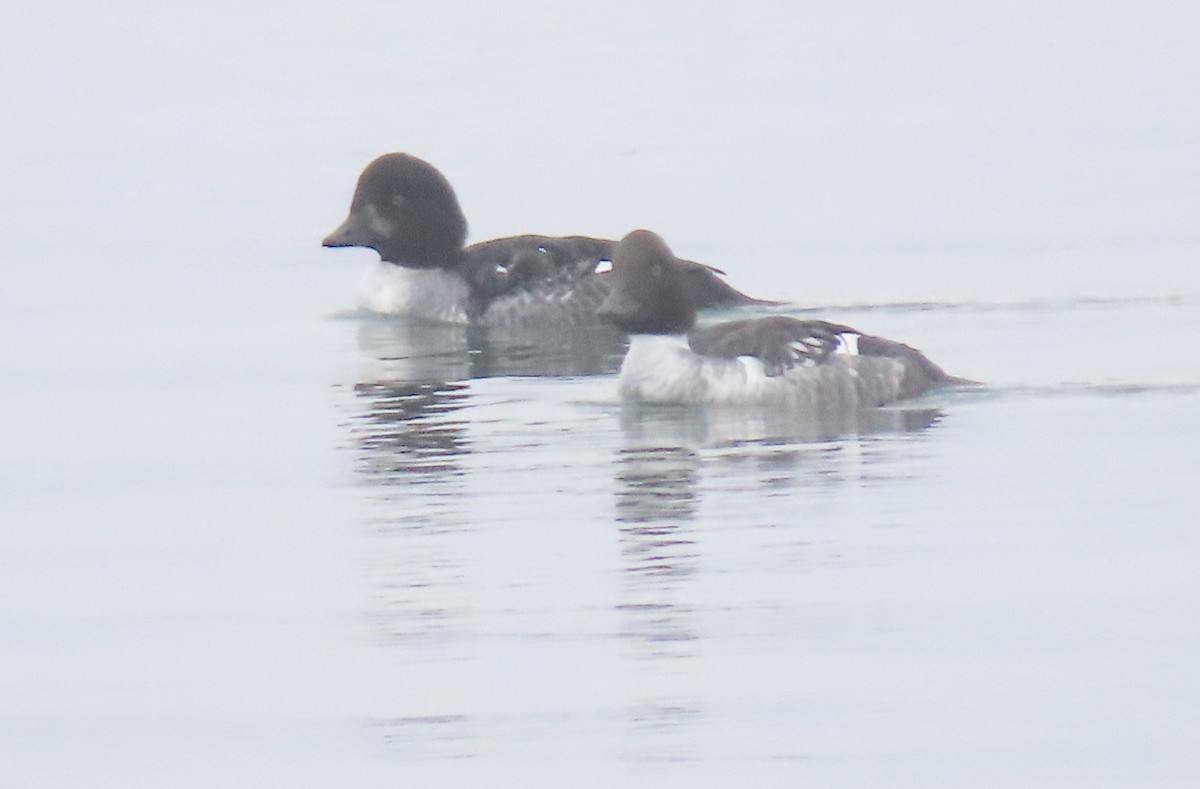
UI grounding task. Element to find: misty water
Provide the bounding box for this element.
[3,3,1199,787]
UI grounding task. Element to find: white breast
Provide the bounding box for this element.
[617,335,908,408]
[356,262,470,324]
[618,335,755,404]
[618,335,695,401]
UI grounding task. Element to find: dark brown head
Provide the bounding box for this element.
[321,153,468,268]
[597,230,697,335]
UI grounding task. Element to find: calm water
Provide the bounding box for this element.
[4,3,1200,787]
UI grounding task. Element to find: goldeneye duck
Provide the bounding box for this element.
[322,153,767,327]
[598,230,962,407]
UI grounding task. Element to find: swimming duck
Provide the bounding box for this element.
[322,153,765,326]
[598,230,960,407]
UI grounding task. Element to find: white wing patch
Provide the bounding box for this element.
[594,259,614,274]
[784,329,857,370]
[787,339,825,367]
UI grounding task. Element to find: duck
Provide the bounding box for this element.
[597,229,963,408]
[322,153,767,327]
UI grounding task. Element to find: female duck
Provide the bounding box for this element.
[322,154,764,327]
[597,230,960,408]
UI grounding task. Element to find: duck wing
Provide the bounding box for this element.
[689,316,858,376]
[461,235,770,321]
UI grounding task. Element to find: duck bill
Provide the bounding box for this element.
[321,214,370,248]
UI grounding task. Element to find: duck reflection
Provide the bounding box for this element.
[613,442,705,763]
[625,403,944,497]
[355,315,626,381]
[342,320,478,655]
[614,441,700,647]
[351,380,470,484]
[614,444,702,653]
[343,316,630,658]
[615,445,702,525]
[348,376,474,648]
[609,400,945,652]
[346,315,626,487]
[618,400,944,450]
[339,310,950,763]
[610,400,945,762]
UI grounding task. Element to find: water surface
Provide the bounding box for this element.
[3,2,1199,787]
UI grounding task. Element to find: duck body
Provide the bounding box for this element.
[323,154,765,326]
[598,230,960,408]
